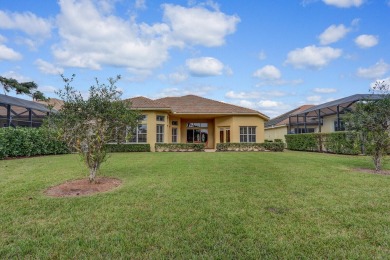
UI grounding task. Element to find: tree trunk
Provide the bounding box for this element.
[89,163,99,183]
[373,152,382,172]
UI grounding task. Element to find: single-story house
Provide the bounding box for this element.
[127,95,269,151]
[265,94,382,141]
[264,105,314,142]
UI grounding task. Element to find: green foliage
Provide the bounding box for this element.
[323,132,361,155]
[105,143,150,152]
[216,142,284,152]
[155,143,205,152]
[0,76,46,101]
[285,132,361,155]
[0,127,69,159]
[343,82,390,170]
[47,74,139,181]
[285,133,320,152]
[274,139,283,143]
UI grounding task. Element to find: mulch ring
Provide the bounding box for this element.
[353,168,390,176]
[45,177,122,197]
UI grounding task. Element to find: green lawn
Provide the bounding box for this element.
[1,151,390,258]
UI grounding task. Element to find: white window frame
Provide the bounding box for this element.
[156,124,164,143]
[240,126,256,143]
[172,128,178,143]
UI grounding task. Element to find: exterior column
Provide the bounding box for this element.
[336,105,340,131]
[7,104,11,127]
[317,109,321,133]
[29,109,33,127]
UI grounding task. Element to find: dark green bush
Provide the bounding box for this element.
[285,132,361,155]
[0,127,69,159]
[155,143,205,152]
[274,139,283,143]
[105,143,150,152]
[285,133,320,152]
[216,142,284,152]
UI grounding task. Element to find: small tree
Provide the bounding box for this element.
[49,74,139,182]
[344,81,390,171]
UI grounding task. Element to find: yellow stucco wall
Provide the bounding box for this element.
[264,126,288,142]
[138,112,266,151]
[215,115,265,144]
[140,111,169,151]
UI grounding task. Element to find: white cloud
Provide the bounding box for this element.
[356,60,390,79]
[2,71,31,82]
[0,44,22,61]
[225,90,287,100]
[322,0,364,8]
[186,57,225,77]
[307,95,322,102]
[253,65,281,80]
[35,59,64,75]
[0,10,52,37]
[54,0,171,71]
[169,72,188,83]
[355,34,378,49]
[313,88,337,93]
[318,24,350,45]
[285,45,342,69]
[159,71,188,84]
[255,79,304,87]
[135,0,146,9]
[225,91,262,99]
[257,100,281,108]
[39,85,58,94]
[153,85,214,98]
[53,1,239,74]
[162,3,240,47]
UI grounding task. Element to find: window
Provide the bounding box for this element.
[129,124,147,143]
[292,128,315,134]
[186,122,208,143]
[334,120,345,131]
[172,128,178,143]
[156,115,165,122]
[139,115,147,121]
[187,122,208,128]
[240,126,256,143]
[172,120,178,126]
[156,124,164,143]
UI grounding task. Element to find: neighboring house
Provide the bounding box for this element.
[0,94,52,127]
[127,95,269,151]
[264,105,314,142]
[266,94,384,141]
[287,94,382,135]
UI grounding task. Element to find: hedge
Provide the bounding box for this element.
[155,143,205,152]
[0,127,69,159]
[105,143,151,152]
[285,132,361,155]
[216,142,284,152]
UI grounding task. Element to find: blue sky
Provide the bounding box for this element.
[0,0,389,117]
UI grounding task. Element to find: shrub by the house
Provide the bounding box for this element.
[0,127,69,159]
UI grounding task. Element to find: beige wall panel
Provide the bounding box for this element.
[264,126,288,142]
